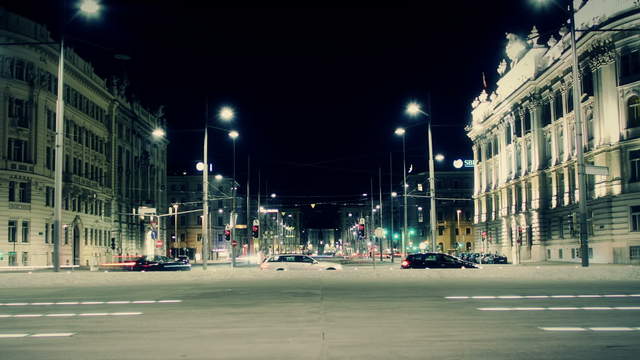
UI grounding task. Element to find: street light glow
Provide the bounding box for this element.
[394,127,405,136]
[214,174,223,181]
[435,153,445,162]
[391,192,398,197]
[405,102,422,116]
[270,193,277,198]
[79,0,101,15]
[228,130,239,139]
[152,128,165,138]
[219,106,235,122]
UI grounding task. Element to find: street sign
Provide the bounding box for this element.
[155,240,163,248]
[231,240,238,247]
[585,165,609,176]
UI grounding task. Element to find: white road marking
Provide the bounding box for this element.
[478,308,513,311]
[446,293,639,300]
[14,314,43,318]
[79,313,109,316]
[539,327,587,332]
[132,300,156,304]
[45,313,75,317]
[157,300,182,303]
[477,307,640,311]
[548,307,580,310]
[30,303,54,306]
[111,312,143,316]
[0,300,181,307]
[55,302,79,305]
[80,301,104,305]
[0,334,29,338]
[30,333,74,337]
[106,301,130,304]
[5,303,29,306]
[582,307,613,310]
[589,327,635,331]
[0,315,12,318]
[616,307,640,310]
[513,307,546,311]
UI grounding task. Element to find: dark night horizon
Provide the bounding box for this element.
[1,0,564,201]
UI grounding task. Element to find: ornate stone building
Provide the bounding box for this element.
[467,0,640,264]
[0,8,167,267]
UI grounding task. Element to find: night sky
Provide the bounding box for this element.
[3,0,565,225]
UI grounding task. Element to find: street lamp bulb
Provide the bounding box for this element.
[79,0,101,15]
[394,127,406,136]
[218,209,224,213]
[405,102,422,116]
[362,193,368,197]
[196,162,205,171]
[348,213,353,217]
[214,174,223,180]
[435,154,445,162]
[228,130,239,139]
[219,106,235,122]
[270,193,277,198]
[391,192,398,197]
[152,128,165,138]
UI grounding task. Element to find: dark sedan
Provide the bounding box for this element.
[401,253,477,269]
[103,255,191,271]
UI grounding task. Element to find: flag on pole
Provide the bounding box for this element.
[482,72,488,89]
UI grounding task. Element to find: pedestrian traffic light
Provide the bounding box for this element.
[252,225,259,238]
[358,224,365,237]
[110,238,116,250]
[224,229,231,241]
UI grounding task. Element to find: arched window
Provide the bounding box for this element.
[628,96,640,128]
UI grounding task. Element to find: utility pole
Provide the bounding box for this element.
[568,0,589,267]
[370,178,375,264]
[246,156,250,260]
[428,121,437,253]
[230,138,237,268]
[402,133,408,259]
[389,153,394,263]
[202,101,209,270]
[378,167,383,262]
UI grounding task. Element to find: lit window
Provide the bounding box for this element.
[628,96,640,128]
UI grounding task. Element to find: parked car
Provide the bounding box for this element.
[102,255,191,271]
[401,253,477,269]
[260,254,343,271]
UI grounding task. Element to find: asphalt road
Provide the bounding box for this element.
[1,267,639,360]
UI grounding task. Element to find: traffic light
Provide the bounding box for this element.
[357,224,365,237]
[252,225,259,238]
[224,229,231,241]
[110,238,116,250]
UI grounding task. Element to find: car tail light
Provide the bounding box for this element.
[401,260,409,267]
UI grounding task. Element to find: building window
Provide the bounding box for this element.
[547,249,551,259]
[567,90,574,113]
[22,252,29,266]
[438,226,445,236]
[621,51,640,79]
[558,248,563,259]
[7,138,30,163]
[197,216,203,225]
[8,97,29,128]
[630,206,640,232]
[417,183,423,191]
[47,109,56,130]
[8,252,17,266]
[21,221,29,243]
[45,223,49,244]
[466,228,471,235]
[631,246,640,260]
[628,96,640,128]
[571,248,576,259]
[554,91,563,120]
[541,101,552,127]
[8,220,17,242]
[45,186,54,207]
[523,110,532,134]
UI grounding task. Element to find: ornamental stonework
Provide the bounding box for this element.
[583,39,616,72]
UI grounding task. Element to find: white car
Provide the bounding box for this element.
[260,254,343,271]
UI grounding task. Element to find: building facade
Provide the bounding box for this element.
[0,9,167,267]
[467,0,640,264]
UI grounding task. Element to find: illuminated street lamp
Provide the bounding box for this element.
[54,0,103,271]
[395,127,408,259]
[405,101,438,253]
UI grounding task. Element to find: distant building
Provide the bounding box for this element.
[167,173,242,261]
[0,8,167,267]
[466,1,640,264]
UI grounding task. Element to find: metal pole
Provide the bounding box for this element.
[257,170,261,258]
[389,153,394,263]
[174,205,178,258]
[370,178,375,264]
[231,139,237,268]
[53,36,65,272]
[402,133,408,259]
[428,122,437,253]
[378,167,383,262]
[202,103,208,270]
[569,0,589,267]
[246,156,250,260]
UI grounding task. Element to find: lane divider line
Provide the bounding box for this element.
[539,327,640,332]
[446,294,636,300]
[0,300,182,306]
[1,312,143,318]
[30,333,75,337]
[0,334,29,338]
[478,307,640,311]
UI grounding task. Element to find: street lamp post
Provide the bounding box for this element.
[173,204,179,257]
[406,102,438,253]
[229,130,239,268]
[535,0,589,266]
[53,0,101,271]
[394,128,408,259]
